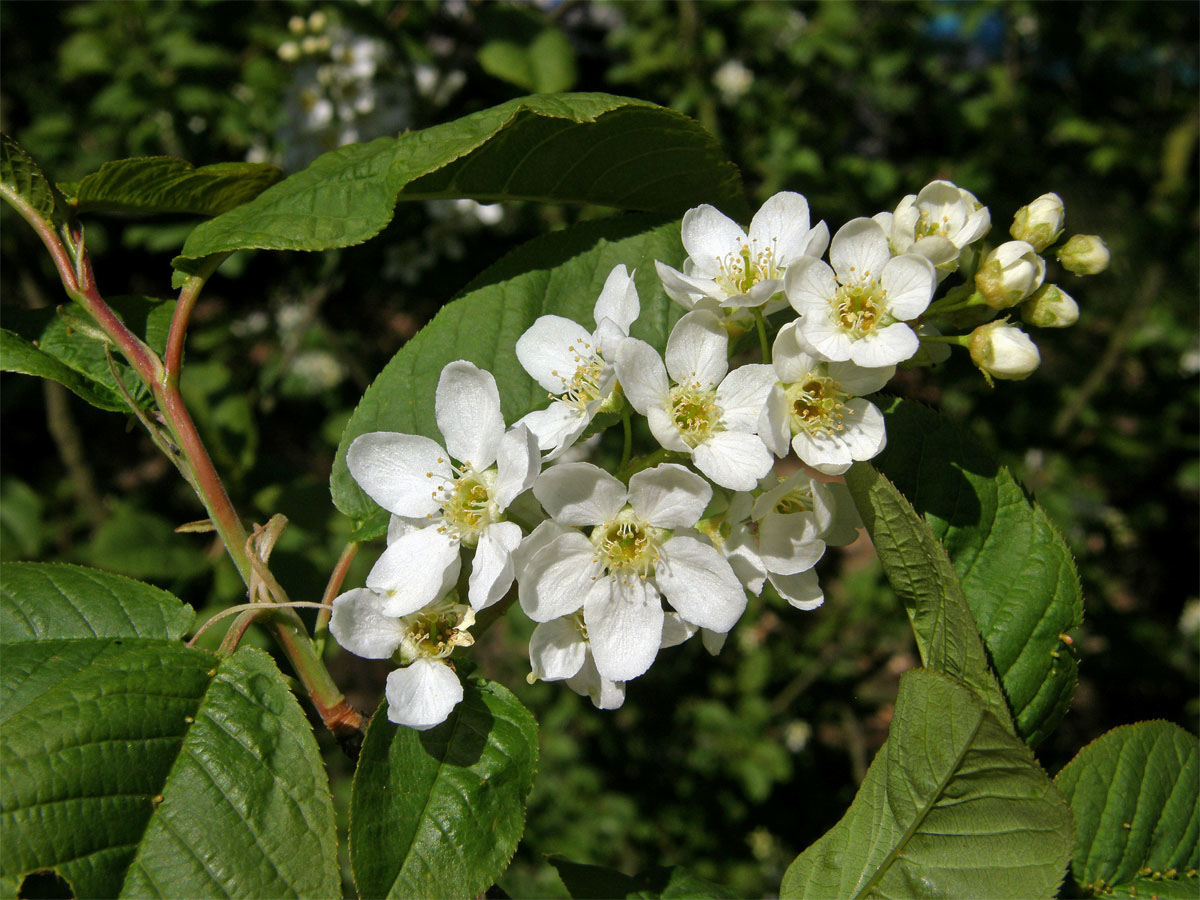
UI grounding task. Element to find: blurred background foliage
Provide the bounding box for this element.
[1,2,1196,897]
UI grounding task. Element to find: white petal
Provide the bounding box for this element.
[828,360,895,396]
[584,577,664,682]
[512,519,571,574]
[436,361,504,469]
[848,323,919,368]
[387,514,426,544]
[660,611,699,648]
[384,659,463,730]
[515,403,588,457]
[715,363,777,431]
[329,588,406,659]
[646,405,691,453]
[614,338,670,415]
[723,523,767,594]
[749,191,811,260]
[515,316,595,394]
[692,431,774,491]
[771,322,818,383]
[347,432,450,518]
[790,430,852,476]
[565,653,626,710]
[881,254,936,320]
[701,629,728,656]
[665,310,728,387]
[839,399,888,461]
[627,463,711,528]
[681,204,747,277]
[758,384,792,458]
[784,257,838,315]
[468,521,523,610]
[367,525,461,617]
[830,218,891,284]
[528,618,587,681]
[656,260,714,307]
[757,513,826,575]
[768,569,825,610]
[593,264,639,335]
[799,313,854,362]
[518,532,598,621]
[494,425,540,510]
[656,536,747,633]
[816,481,862,546]
[534,462,627,526]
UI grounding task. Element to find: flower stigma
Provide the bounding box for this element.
[550,339,608,412]
[395,598,475,664]
[428,463,500,547]
[833,278,890,337]
[669,381,721,447]
[785,376,848,438]
[716,238,782,295]
[590,507,666,582]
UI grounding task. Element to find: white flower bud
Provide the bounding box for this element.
[1020,284,1079,328]
[969,321,1041,381]
[1058,234,1110,275]
[307,11,327,32]
[277,41,301,62]
[975,240,1046,309]
[288,15,306,35]
[1010,193,1065,252]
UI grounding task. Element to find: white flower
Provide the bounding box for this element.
[515,264,640,458]
[347,360,539,615]
[328,589,473,730]
[975,240,1046,309]
[969,321,1041,381]
[519,462,747,682]
[656,192,829,314]
[616,311,777,491]
[758,322,892,474]
[874,180,991,276]
[527,614,625,710]
[1010,193,1065,252]
[787,218,936,367]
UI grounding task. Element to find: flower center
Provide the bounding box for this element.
[669,382,722,447]
[550,339,609,412]
[784,375,848,438]
[915,209,952,240]
[833,280,889,337]
[432,465,499,547]
[590,507,664,580]
[717,239,781,295]
[773,484,815,516]
[396,599,475,664]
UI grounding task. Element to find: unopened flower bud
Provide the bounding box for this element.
[1020,284,1079,328]
[277,40,300,62]
[969,321,1041,381]
[1011,193,1065,252]
[288,15,306,35]
[1058,234,1110,275]
[975,240,1046,309]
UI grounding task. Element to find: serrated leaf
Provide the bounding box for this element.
[1,133,64,228]
[0,641,339,899]
[0,561,193,642]
[872,399,1084,746]
[844,462,1013,731]
[178,93,746,262]
[551,857,738,899]
[1055,721,1199,897]
[62,157,283,217]
[349,678,538,900]
[331,214,685,537]
[0,296,174,412]
[780,669,1074,900]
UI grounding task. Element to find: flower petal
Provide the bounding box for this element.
[692,431,774,491]
[328,588,407,659]
[367,524,461,617]
[830,218,891,284]
[518,532,599,621]
[656,260,715,307]
[515,315,596,394]
[584,576,664,682]
[660,611,699,648]
[656,536,747,632]
[847,323,919,368]
[614,338,670,415]
[528,617,587,681]
[768,569,825,610]
[515,403,588,457]
[665,310,728,387]
[758,383,792,458]
[784,257,838,316]
[627,462,711,528]
[749,191,812,260]
[716,363,777,431]
[565,652,626,710]
[347,432,450,518]
[385,659,463,730]
[681,204,747,277]
[828,360,895,396]
[881,254,936,320]
[468,521,523,610]
[757,513,826,575]
[494,425,540,510]
[593,264,639,335]
[436,361,504,469]
[534,462,627,526]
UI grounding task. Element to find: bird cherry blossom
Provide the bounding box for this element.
[874,179,991,276]
[615,310,776,491]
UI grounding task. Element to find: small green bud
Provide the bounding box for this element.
[969,320,1041,381]
[1010,193,1065,252]
[1020,284,1079,328]
[1058,234,1110,275]
[975,240,1046,309]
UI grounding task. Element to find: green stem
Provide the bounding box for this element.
[620,407,634,472]
[752,306,772,364]
[925,288,987,317]
[921,333,972,347]
[618,447,676,481]
[166,253,229,382]
[314,541,359,657]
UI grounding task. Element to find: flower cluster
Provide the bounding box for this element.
[330,184,1107,729]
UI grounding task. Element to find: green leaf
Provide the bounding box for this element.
[0,561,193,642]
[780,669,1074,900]
[80,504,209,581]
[349,678,538,899]
[1,132,64,228]
[0,296,174,412]
[178,93,746,261]
[331,214,686,537]
[844,462,1013,731]
[1055,721,1199,897]
[1,640,339,899]
[871,399,1084,746]
[551,857,738,899]
[480,29,578,94]
[62,157,284,217]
